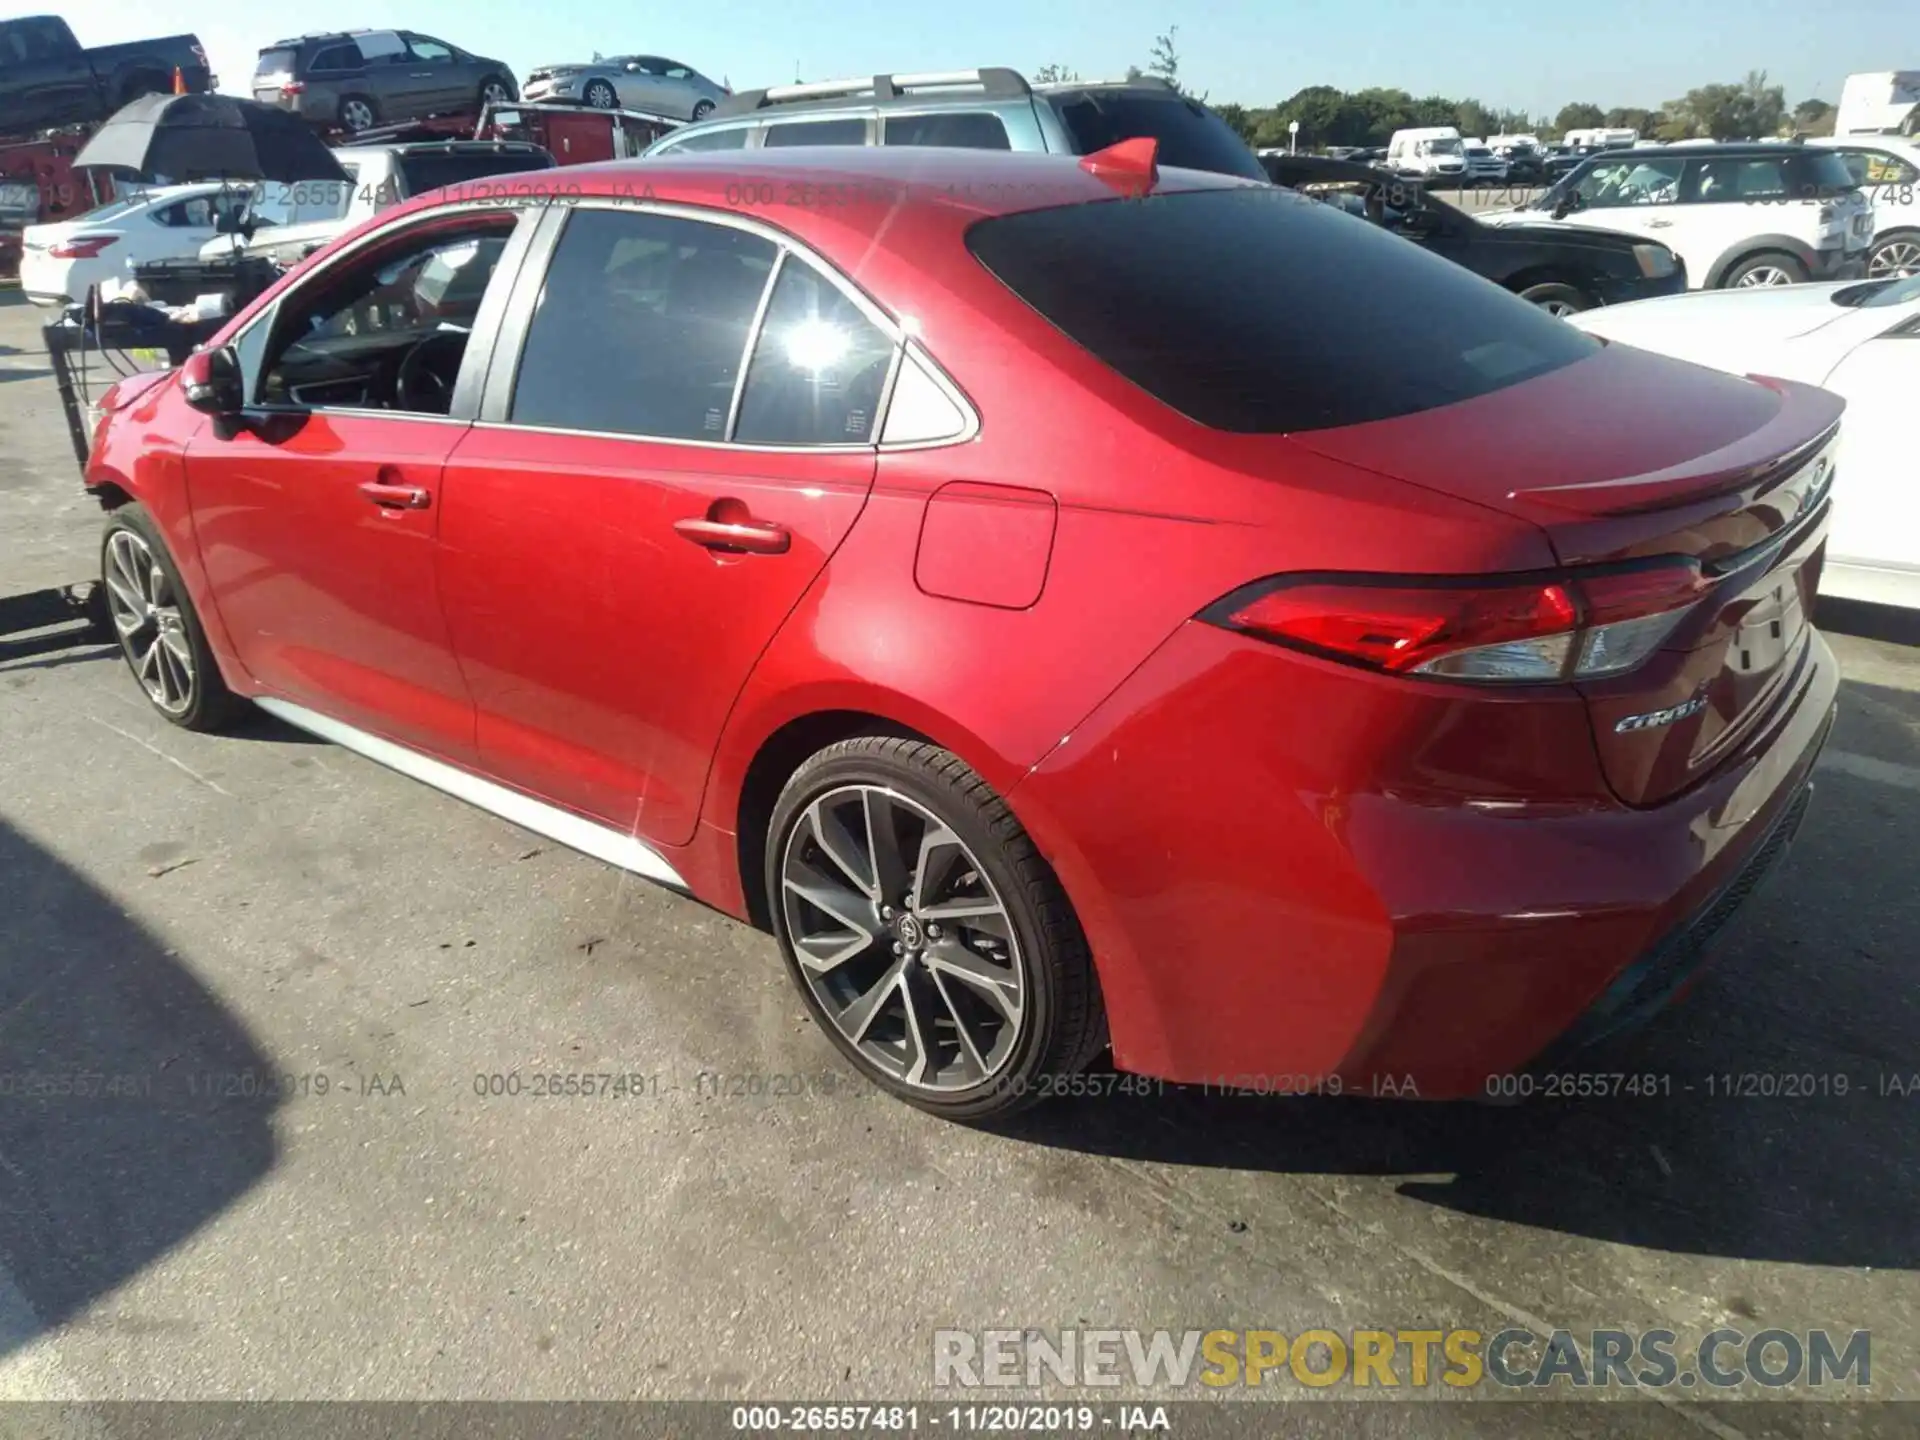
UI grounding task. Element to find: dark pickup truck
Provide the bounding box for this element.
[0,15,212,136]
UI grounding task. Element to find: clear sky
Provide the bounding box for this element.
[48,0,1918,120]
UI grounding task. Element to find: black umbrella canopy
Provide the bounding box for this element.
[75,93,347,183]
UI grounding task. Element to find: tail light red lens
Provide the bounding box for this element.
[48,235,115,260]
[281,81,306,96]
[1206,559,1709,684]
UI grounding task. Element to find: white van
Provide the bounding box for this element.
[1562,127,1639,151]
[1386,126,1466,179]
[1488,132,1543,156]
[1835,72,1920,137]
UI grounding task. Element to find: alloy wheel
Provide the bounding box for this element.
[341,99,375,131]
[1537,298,1579,317]
[780,784,1025,1092]
[1735,265,1793,288]
[104,529,195,715]
[1869,240,1920,278]
[586,82,617,109]
[482,81,511,106]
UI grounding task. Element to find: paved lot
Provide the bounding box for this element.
[1,288,1917,1426]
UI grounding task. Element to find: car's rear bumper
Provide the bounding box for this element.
[1012,620,1840,1098]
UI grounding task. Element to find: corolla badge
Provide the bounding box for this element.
[1616,695,1709,733]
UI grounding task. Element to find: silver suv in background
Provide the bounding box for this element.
[642,68,1267,181]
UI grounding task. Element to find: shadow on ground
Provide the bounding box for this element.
[0,819,279,1356]
[1004,676,1920,1271]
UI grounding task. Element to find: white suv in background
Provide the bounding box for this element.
[1811,135,1920,277]
[1482,141,1875,288]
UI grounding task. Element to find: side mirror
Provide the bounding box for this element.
[625,61,643,72]
[181,346,244,415]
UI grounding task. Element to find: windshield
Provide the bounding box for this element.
[1422,138,1464,157]
[396,149,555,194]
[967,186,1595,433]
[1831,275,1920,308]
[1050,92,1267,182]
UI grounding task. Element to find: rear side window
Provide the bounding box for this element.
[511,208,777,440]
[763,119,868,147]
[1049,93,1266,182]
[307,44,362,73]
[1788,150,1869,196]
[884,112,1011,150]
[967,187,1597,434]
[396,150,555,194]
[659,126,749,153]
[734,259,896,444]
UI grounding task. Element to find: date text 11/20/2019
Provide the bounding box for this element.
[731,1406,1171,1432]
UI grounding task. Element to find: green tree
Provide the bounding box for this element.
[1213,101,1255,142]
[1603,106,1660,134]
[1147,26,1180,90]
[1793,97,1835,136]
[1554,102,1606,134]
[1034,63,1079,84]
[1454,99,1497,138]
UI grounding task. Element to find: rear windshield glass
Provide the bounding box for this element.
[396,150,555,194]
[967,186,1598,433]
[1049,92,1267,182]
[254,48,298,78]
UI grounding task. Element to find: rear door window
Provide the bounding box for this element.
[884,112,1011,150]
[1048,92,1266,181]
[509,208,777,440]
[733,259,896,444]
[762,118,868,147]
[966,186,1596,433]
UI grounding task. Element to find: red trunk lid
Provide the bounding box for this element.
[1287,346,1844,806]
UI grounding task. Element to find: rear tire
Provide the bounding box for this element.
[337,95,378,133]
[1518,281,1593,316]
[691,99,716,121]
[767,737,1105,1120]
[100,504,245,732]
[1722,251,1807,289]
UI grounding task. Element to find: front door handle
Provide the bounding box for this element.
[360,480,432,509]
[674,515,790,555]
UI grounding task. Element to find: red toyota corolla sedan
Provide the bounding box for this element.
[85,144,1841,1118]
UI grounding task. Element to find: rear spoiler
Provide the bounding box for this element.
[1503,376,1844,520]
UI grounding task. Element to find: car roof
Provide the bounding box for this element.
[707,68,1178,123]
[1577,142,1812,160]
[388,145,1250,252]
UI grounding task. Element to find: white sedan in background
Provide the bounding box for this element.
[1571,275,1920,611]
[19,183,248,308]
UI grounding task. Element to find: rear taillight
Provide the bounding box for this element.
[48,235,115,259]
[1204,559,1710,684]
[280,81,306,96]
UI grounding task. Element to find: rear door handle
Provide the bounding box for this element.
[674,515,790,555]
[359,480,431,509]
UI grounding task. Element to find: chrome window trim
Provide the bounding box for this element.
[723,247,786,441]
[484,194,980,453]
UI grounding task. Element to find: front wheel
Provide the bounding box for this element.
[100,505,244,731]
[1868,231,1920,279]
[691,99,716,121]
[583,79,618,109]
[1518,281,1593,317]
[1723,252,1808,288]
[767,737,1105,1120]
[478,76,513,109]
